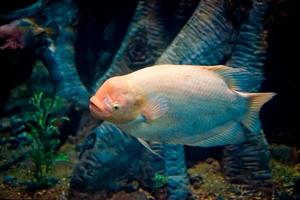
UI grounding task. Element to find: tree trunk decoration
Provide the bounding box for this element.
[0,0,273,199]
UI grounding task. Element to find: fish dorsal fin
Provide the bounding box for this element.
[137,138,164,159]
[200,65,261,91]
[141,95,168,122]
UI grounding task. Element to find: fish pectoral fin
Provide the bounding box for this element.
[137,138,164,159]
[141,95,168,121]
[200,65,261,91]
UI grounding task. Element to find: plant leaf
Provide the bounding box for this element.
[54,154,69,162]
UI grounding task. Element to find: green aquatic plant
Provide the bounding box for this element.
[152,173,168,189]
[270,159,300,194]
[25,92,69,189]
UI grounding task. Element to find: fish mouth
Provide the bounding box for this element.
[89,101,102,113]
[89,96,112,118]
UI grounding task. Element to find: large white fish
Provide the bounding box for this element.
[89,64,275,148]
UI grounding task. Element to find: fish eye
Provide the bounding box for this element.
[113,104,119,110]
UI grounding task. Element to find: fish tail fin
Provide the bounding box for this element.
[240,92,276,133]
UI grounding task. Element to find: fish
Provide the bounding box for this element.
[89,64,275,149]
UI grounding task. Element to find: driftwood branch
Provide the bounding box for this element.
[157,0,235,65]
[0,0,49,20]
[227,0,268,91]
[91,0,170,92]
[0,18,46,50]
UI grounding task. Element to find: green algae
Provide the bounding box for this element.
[270,159,300,195]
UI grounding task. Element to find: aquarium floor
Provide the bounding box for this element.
[0,142,78,200]
[1,142,300,199]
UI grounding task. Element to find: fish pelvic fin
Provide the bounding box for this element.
[240,92,276,133]
[200,65,263,91]
[137,138,164,160]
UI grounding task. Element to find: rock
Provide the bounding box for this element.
[58,191,68,200]
[294,163,300,172]
[193,182,202,190]
[126,180,140,192]
[34,191,43,199]
[205,157,216,164]
[216,196,225,200]
[187,194,198,200]
[108,191,148,200]
[147,196,155,200]
[189,174,203,185]
[3,175,19,187]
[131,180,140,190]
[270,144,293,164]
[211,160,221,172]
[292,177,300,199]
[16,132,31,143]
[277,191,293,200]
[69,122,162,195]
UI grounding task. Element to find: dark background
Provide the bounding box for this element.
[261,0,298,146]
